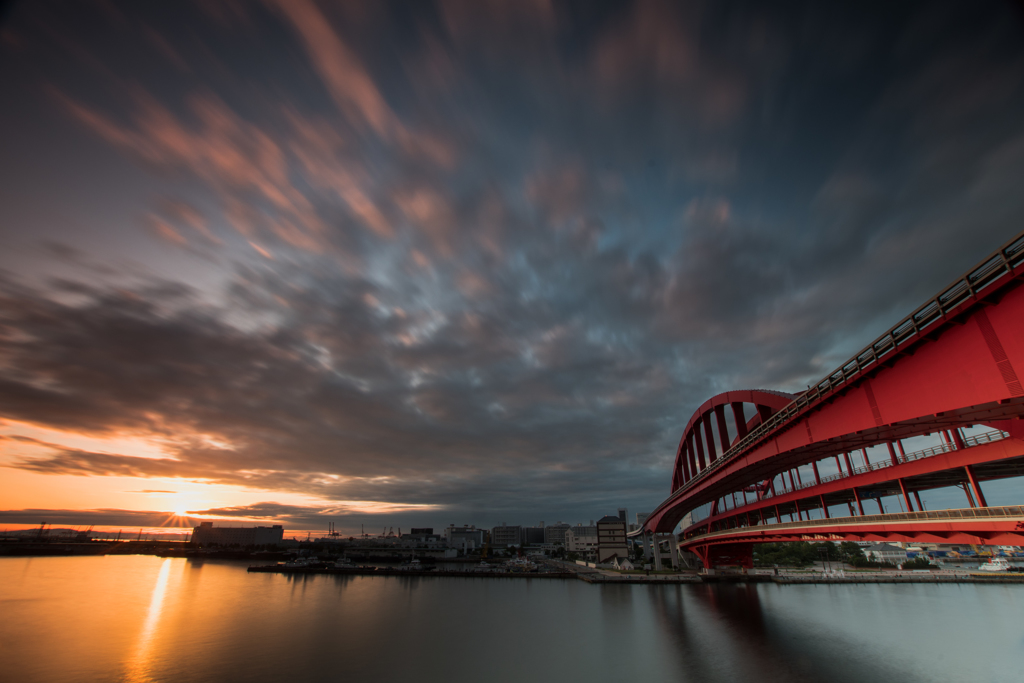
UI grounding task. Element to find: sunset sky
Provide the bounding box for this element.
[2,0,1024,535]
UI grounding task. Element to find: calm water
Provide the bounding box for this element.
[3,556,1023,683]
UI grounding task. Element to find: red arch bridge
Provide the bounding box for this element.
[631,230,1024,571]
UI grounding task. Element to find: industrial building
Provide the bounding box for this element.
[520,526,546,546]
[491,524,522,547]
[191,522,284,547]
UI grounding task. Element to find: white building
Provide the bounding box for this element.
[444,525,485,551]
[544,522,571,546]
[565,525,598,558]
[864,543,908,564]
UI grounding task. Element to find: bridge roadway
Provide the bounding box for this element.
[635,229,1024,569]
[682,506,1024,569]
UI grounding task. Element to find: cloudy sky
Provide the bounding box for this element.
[1,0,1024,534]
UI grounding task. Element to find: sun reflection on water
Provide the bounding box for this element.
[122,559,173,682]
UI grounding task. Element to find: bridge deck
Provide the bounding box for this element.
[680,505,1024,550]
[682,430,1024,535]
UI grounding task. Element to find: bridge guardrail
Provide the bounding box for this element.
[668,229,1024,506]
[757,429,1009,501]
[685,505,1024,542]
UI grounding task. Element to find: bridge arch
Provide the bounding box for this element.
[672,389,795,491]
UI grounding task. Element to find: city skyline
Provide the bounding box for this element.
[3,1,1024,534]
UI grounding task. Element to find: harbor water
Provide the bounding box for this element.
[2,555,1022,683]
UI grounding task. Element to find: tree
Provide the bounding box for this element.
[630,542,645,562]
[839,541,866,565]
[901,556,934,570]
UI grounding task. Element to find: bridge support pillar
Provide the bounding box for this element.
[670,535,680,568]
[653,535,664,570]
[852,487,865,515]
[898,478,914,512]
[965,465,988,507]
[642,532,652,561]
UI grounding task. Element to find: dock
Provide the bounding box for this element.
[246,565,574,579]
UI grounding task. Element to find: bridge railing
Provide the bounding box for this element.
[685,505,1024,542]
[669,230,1024,504]
[758,429,1009,501]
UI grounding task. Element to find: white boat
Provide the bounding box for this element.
[978,557,1012,572]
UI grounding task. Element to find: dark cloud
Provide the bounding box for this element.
[0,508,194,528]
[1,1,1023,527]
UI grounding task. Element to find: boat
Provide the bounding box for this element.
[978,557,1012,572]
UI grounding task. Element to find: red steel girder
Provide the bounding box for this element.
[686,436,1024,534]
[681,509,1024,555]
[647,232,1024,534]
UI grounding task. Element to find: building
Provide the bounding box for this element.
[191,522,283,547]
[520,526,546,546]
[544,522,571,546]
[630,512,650,534]
[491,524,522,547]
[565,525,598,558]
[864,543,908,564]
[596,515,628,563]
[444,525,485,551]
[400,530,443,546]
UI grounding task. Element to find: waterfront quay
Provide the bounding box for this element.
[247,564,574,579]
[248,558,1024,585]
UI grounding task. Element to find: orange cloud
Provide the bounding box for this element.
[269,0,395,137]
[248,241,274,259]
[271,0,457,168]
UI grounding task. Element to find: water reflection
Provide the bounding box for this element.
[3,558,1024,683]
[122,559,172,683]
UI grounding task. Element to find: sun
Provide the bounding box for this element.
[166,498,193,518]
